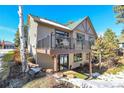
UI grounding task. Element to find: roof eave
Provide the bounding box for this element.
[29,14,72,31]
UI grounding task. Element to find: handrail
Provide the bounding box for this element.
[37,34,92,50]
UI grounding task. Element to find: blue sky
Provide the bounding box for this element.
[0,5,123,43]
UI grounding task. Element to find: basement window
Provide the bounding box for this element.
[74,53,82,62]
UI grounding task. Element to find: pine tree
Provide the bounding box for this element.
[113,5,124,24]
[92,28,119,69]
[91,36,105,69]
[103,28,119,68]
[14,30,20,47]
[103,28,118,56]
[14,25,28,48]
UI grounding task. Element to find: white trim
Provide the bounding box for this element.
[39,18,71,30]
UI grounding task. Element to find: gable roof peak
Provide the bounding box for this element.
[66,16,89,30]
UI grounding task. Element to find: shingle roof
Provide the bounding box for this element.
[66,16,97,37]
[29,14,89,31]
[66,17,87,30]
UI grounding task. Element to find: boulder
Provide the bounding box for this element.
[92,72,100,78]
[28,62,39,68]
[46,69,54,74]
[53,73,64,79]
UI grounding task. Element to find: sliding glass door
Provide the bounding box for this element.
[58,54,69,71]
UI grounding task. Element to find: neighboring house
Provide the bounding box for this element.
[118,34,124,49]
[28,14,97,71]
[118,34,124,56]
[0,40,15,49]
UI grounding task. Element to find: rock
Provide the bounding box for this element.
[53,73,64,79]
[0,79,9,88]
[52,80,75,88]
[92,72,100,78]
[46,69,54,74]
[7,79,24,88]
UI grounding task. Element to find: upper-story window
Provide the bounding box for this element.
[76,33,85,49]
[89,36,95,47]
[55,30,70,48]
[55,30,69,38]
[76,33,85,43]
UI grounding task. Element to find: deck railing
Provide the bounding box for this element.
[37,34,91,50]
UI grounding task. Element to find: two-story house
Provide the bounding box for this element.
[28,14,97,72]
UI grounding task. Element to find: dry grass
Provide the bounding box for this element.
[105,64,124,74]
[13,49,21,64]
[2,51,14,62]
[63,70,87,79]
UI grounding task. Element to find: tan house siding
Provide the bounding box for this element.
[37,53,54,69]
[69,52,87,69]
[37,25,55,41]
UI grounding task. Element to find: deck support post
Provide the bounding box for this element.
[53,55,58,72]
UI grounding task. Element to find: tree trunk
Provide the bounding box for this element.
[99,52,102,70]
[18,5,27,72]
[89,52,92,78]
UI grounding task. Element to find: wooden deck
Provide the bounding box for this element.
[37,48,90,55]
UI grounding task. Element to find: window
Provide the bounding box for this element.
[76,33,85,43]
[74,53,82,62]
[77,33,82,42]
[76,33,85,49]
[89,37,94,48]
[55,30,69,48]
[55,30,69,38]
